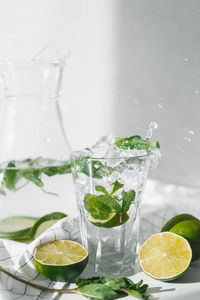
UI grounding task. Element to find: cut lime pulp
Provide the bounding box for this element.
[139,232,192,281]
[34,240,89,282]
[88,212,129,228]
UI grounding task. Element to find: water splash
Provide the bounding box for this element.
[184,137,192,143]
[188,130,194,135]
[146,122,158,139]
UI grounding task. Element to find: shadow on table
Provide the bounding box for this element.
[172,260,200,283]
[148,286,176,300]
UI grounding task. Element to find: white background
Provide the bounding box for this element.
[0,0,199,188]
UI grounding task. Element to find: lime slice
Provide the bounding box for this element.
[88,212,129,228]
[139,232,192,281]
[0,216,38,239]
[161,214,200,260]
[34,240,89,282]
[30,212,67,239]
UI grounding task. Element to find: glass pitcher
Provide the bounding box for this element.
[0,55,72,233]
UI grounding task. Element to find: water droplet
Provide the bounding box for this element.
[184,137,192,142]
[188,130,194,135]
[184,57,189,62]
[146,122,158,139]
[177,145,183,152]
[134,99,139,104]
[45,138,51,143]
[157,104,163,109]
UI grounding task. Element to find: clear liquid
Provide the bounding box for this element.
[73,155,151,277]
[0,158,72,219]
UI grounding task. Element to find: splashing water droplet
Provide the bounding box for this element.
[45,138,51,143]
[146,122,158,139]
[184,137,192,142]
[177,145,184,152]
[157,104,163,109]
[188,130,194,135]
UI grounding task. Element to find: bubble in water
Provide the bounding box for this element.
[146,122,158,139]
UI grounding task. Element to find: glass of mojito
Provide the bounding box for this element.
[71,135,160,277]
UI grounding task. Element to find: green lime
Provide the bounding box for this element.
[139,232,192,281]
[161,214,200,260]
[30,212,67,239]
[0,216,38,240]
[88,212,129,228]
[34,240,89,282]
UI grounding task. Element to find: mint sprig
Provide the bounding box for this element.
[0,159,71,196]
[0,266,150,299]
[84,181,136,226]
[115,135,160,152]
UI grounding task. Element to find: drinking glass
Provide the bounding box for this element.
[71,149,160,277]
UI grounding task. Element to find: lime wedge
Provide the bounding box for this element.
[88,212,129,228]
[139,232,192,281]
[34,240,89,282]
[30,212,67,239]
[0,216,38,239]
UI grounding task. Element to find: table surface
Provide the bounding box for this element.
[60,179,200,300]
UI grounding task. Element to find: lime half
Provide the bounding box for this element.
[139,232,192,281]
[34,240,89,282]
[88,212,129,228]
[30,212,67,239]
[0,216,38,240]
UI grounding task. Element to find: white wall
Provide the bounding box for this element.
[0,0,199,188]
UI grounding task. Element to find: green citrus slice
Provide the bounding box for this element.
[139,232,192,281]
[34,240,89,282]
[0,216,38,239]
[88,212,129,228]
[30,212,67,239]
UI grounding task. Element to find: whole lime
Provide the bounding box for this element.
[161,214,200,261]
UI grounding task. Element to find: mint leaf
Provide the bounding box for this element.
[98,195,122,213]
[115,135,159,152]
[77,283,119,300]
[126,289,144,299]
[43,163,71,176]
[111,181,124,195]
[76,277,107,288]
[121,190,136,212]
[0,189,6,196]
[95,186,109,195]
[19,169,44,187]
[84,194,112,219]
[4,162,21,190]
[76,277,149,300]
[105,277,130,290]
[73,157,114,179]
